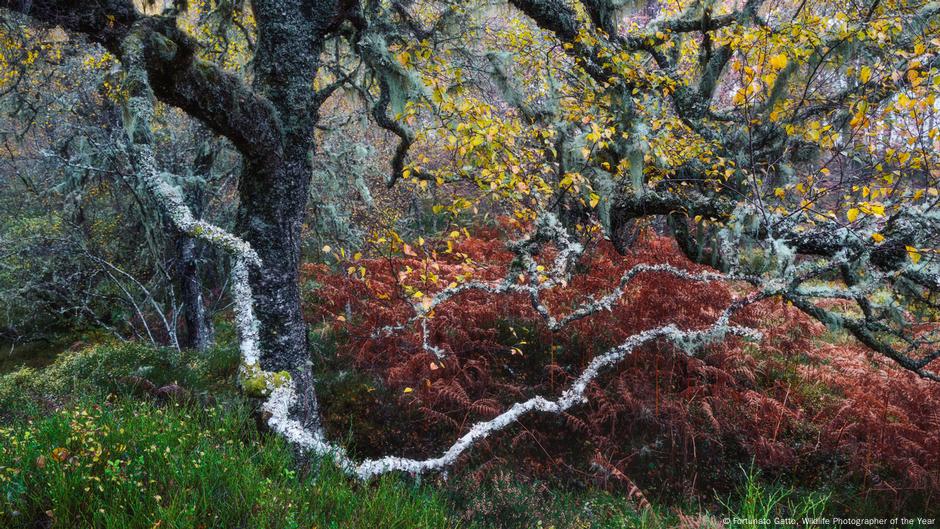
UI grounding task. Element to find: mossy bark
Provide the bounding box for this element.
[232,0,337,433]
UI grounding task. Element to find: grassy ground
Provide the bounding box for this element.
[0,398,452,528]
[0,341,930,528]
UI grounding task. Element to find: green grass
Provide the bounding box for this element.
[0,338,456,527]
[0,398,453,528]
[0,339,241,420]
[719,465,829,529]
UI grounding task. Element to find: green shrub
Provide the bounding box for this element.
[0,341,240,419]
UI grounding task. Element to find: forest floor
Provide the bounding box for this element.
[0,330,936,528]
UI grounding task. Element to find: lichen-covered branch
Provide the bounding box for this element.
[377,213,756,357]
[117,79,766,481]
[266,300,761,480]
[118,25,265,372]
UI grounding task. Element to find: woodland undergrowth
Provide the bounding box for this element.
[305,223,940,515]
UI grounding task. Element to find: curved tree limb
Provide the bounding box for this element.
[2,1,283,162]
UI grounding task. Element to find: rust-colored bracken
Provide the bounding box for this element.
[304,226,940,507]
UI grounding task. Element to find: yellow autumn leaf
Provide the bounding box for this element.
[589,193,600,208]
[403,387,413,393]
[871,233,885,243]
[859,66,872,84]
[847,208,859,222]
[906,246,921,264]
[774,187,785,198]
[770,53,788,69]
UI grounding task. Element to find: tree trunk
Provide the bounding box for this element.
[177,138,215,352]
[233,0,333,433]
[177,234,213,351]
[236,145,322,431]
